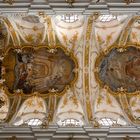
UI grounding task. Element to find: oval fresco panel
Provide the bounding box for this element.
[3,47,76,94]
[97,46,140,93]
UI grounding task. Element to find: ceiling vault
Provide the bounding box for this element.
[0,0,140,134]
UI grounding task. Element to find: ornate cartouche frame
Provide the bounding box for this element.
[94,43,140,96]
[0,45,78,98]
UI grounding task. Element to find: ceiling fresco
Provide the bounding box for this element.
[3,47,76,95]
[97,46,140,93]
[0,13,140,128]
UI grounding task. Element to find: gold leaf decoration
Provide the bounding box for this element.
[61,96,68,108]
[26,100,33,107]
[37,33,43,41]
[96,34,103,45]
[106,94,112,105]
[130,99,136,107]
[60,32,68,46]
[97,95,103,107]
[70,31,78,45]
[71,95,78,108]
[25,34,34,42]
[106,32,115,46]
[37,101,44,109]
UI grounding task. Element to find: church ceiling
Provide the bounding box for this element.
[0,13,140,127]
[0,0,140,14]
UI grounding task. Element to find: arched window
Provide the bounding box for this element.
[98,15,117,22]
[58,118,83,127]
[25,118,42,126]
[61,14,79,23]
[98,118,117,126]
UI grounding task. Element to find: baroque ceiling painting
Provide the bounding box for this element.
[3,47,76,94]
[97,46,140,93]
[1,12,140,128]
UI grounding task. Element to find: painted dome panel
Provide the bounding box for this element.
[97,46,140,93]
[3,47,76,95]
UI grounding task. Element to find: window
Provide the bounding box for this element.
[61,14,79,23]
[99,15,117,22]
[98,118,117,126]
[58,118,83,127]
[25,118,42,126]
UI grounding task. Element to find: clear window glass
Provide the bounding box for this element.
[98,118,117,126]
[58,118,83,127]
[61,14,79,23]
[99,15,117,22]
[25,118,42,126]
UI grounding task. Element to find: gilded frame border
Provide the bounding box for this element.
[1,45,78,98]
[94,42,140,96]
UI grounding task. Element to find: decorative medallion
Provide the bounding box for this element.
[2,47,77,95]
[95,46,140,93]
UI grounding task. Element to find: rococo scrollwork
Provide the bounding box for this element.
[0,11,140,132]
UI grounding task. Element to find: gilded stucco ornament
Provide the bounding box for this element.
[90,118,100,128]
[92,12,100,21]
[0,15,80,124]
[83,15,94,122]
[41,113,53,128]
[117,48,127,53]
